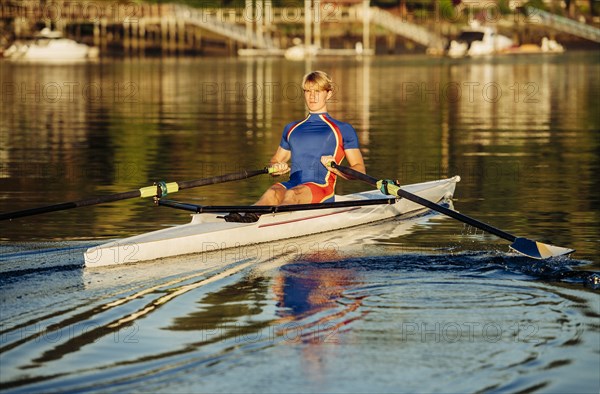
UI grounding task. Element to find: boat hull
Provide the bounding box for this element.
[84,176,459,267]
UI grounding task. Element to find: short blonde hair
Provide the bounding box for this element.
[302,71,333,91]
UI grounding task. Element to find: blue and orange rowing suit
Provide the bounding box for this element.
[279,112,360,203]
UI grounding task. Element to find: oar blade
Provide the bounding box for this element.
[330,162,576,261]
[510,237,575,259]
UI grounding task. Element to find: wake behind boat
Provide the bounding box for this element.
[84,177,460,267]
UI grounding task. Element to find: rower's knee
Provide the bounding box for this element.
[282,190,297,204]
[281,186,311,205]
[256,185,286,205]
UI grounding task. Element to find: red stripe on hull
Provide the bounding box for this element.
[257,207,361,228]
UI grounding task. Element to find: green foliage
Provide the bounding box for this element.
[497,0,512,15]
[439,0,455,20]
[523,0,549,12]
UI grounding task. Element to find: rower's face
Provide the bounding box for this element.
[303,82,331,113]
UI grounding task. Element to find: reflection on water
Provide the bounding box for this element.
[167,274,273,343]
[275,262,360,319]
[1,53,598,393]
[1,53,598,263]
[2,243,597,393]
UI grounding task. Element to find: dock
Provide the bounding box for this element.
[0,1,598,57]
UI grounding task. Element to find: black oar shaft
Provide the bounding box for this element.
[177,168,269,190]
[158,197,398,214]
[0,168,270,221]
[0,190,142,221]
[332,163,517,242]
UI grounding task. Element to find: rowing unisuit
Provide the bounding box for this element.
[279,112,360,203]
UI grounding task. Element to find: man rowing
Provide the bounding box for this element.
[225,70,366,222]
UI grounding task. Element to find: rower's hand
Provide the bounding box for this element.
[321,156,341,176]
[270,162,290,176]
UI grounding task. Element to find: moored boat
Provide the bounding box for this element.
[500,37,565,55]
[446,22,513,58]
[4,28,99,62]
[84,176,461,267]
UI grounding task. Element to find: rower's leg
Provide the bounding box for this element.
[255,183,287,205]
[280,185,313,205]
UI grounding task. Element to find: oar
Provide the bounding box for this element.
[0,167,274,221]
[331,163,575,260]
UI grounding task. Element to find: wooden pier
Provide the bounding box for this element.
[0,0,450,56]
[1,1,597,56]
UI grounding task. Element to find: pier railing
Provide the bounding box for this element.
[172,4,279,49]
[362,7,447,50]
[524,6,600,43]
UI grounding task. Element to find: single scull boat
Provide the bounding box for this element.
[84,176,460,267]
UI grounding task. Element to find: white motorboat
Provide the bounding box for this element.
[4,28,99,62]
[447,23,513,58]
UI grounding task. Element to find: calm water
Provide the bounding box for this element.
[1,53,599,393]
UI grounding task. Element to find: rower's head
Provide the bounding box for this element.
[302,70,333,113]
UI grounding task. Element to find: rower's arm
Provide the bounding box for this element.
[323,149,365,180]
[269,147,291,175]
[343,149,366,175]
